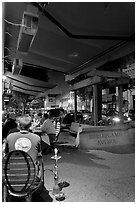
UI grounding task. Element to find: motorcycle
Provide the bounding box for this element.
[98,111,121,126]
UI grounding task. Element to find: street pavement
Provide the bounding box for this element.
[35,131,135,202]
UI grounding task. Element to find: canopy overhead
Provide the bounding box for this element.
[3,2,135,95]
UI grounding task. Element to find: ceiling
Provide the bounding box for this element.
[3,2,135,96]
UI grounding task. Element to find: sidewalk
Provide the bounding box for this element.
[41,132,135,202]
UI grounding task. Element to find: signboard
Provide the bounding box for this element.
[79,126,134,150]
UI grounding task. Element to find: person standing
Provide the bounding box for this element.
[41,113,56,153]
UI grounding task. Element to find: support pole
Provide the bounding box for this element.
[93,85,98,125]
[118,85,123,120]
[74,90,77,122]
[93,84,102,125]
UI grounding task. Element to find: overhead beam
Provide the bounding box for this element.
[65,41,134,82]
[70,76,102,91]
[12,86,42,96]
[106,77,130,87]
[87,69,129,78]
[65,59,107,82]
[5,77,48,93]
[13,84,44,93]
[5,71,56,88]
[70,75,130,91]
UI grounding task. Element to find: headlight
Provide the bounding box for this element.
[84,115,88,119]
[113,117,120,122]
[128,117,131,121]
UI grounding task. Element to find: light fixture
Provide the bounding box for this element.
[17,5,39,54]
[2,75,7,81]
[12,58,23,75]
[68,52,78,58]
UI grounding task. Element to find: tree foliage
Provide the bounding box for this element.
[10,91,30,111]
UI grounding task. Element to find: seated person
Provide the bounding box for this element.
[2,112,17,140]
[41,113,56,153]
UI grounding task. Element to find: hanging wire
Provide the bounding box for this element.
[5,31,13,37]
[4,18,28,29]
[3,47,16,62]
[3,55,12,59]
[4,18,21,27]
[3,59,12,65]
[4,47,16,54]
[4,47,11,52]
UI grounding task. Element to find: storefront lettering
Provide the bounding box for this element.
[98,138,117,146]
[97,132,120,139]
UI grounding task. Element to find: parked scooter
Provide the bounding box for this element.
[98,110,121,126]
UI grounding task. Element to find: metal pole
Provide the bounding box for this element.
[93,85,98,125]
[74,90,77,122]
[118,85,123,120]
[51,148,65,201]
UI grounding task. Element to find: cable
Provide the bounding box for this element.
[2,55,12,59]
[44,168,54,173]
[4,18,21,27]
[4,18,28,29]
[5,32,12,37]
[4,46,17,53]
[2,60,11,65]
[4,47,11,52]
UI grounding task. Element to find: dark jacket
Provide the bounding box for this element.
[2,119,17,139]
